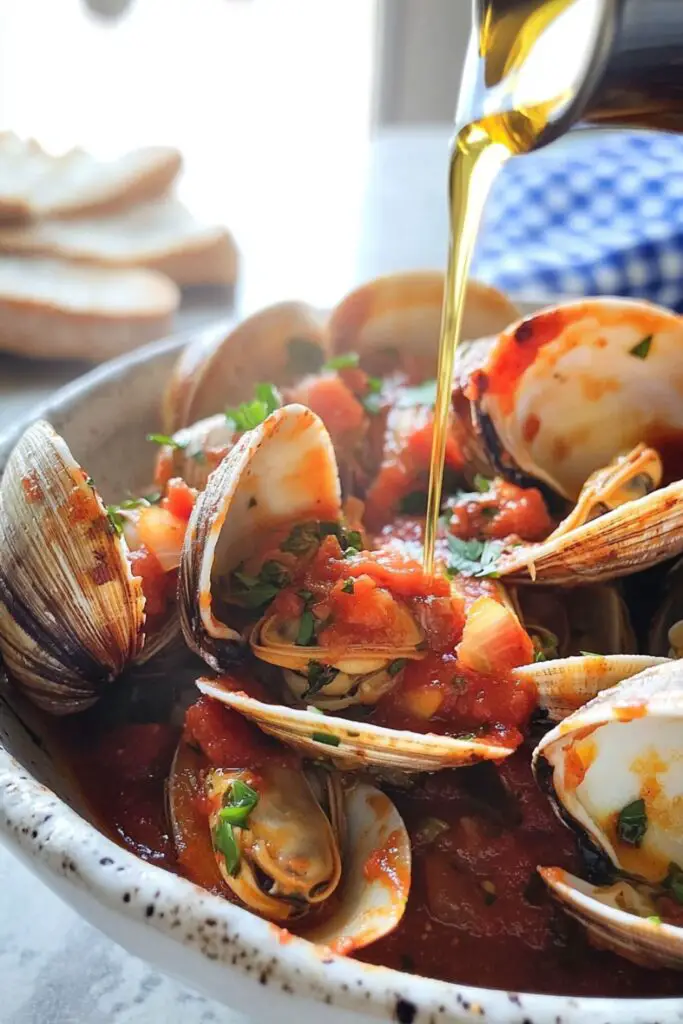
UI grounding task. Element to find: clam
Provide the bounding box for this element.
[329,271,519,381]
[453,297,683,501]
[649,558,683,658]
[153,414,238,492]
[514,583,637,661]
[163,303,329,433]
[496,478,683,586]
[168,738,410,950]
[179,403,343,670]
[0,420,145,713]
[533,659,683,967]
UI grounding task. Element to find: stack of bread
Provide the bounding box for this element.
[0,133,238,361]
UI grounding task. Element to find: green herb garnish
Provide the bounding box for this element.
[226,383,281,431]
[617,798,648,847]
[146,433,189,450]
[214,819,240,876]
[579,650,601,657]
[647,915,662,925]
[296,610,316,646]
[85,476,94,487]
[304,661,338,698]
[345,530,363,551]
[388,658,407,676]
[446,535,503,578]
[629,334,653,360]
[229,559,290,609]
[341,578,355,594]
[312,732,341,747]
[325,352,359,371]
[281,522,321,555]
[474,474,491,493]
[106,505,124,536]
[219,779,259,827]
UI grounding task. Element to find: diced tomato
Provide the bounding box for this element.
[162,477,197,521]
[449,479,553,543]
[128,546,174,617]
[288,373,366,441]
[184,695,293,770]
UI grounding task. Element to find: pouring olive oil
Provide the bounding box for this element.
[424,0,683,572]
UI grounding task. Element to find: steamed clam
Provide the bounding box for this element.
[0,420,145,713]
[533,659,683,967]
[168,728,410,950]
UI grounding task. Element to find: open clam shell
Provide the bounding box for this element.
[453,297,683,501]
[163,303,329,433]
[513,654,669,723]
[153,413,238,492]
[196,677,517,772]
[329,271,518,380]
[168,738,410,951]
[179,404,342,670]
[497,480,683,585]
[0,420,145,713]
[514,583,637,659]
[534,659,683,883]
[540,868,683,970]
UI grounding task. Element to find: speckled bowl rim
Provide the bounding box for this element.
[0,334,682,1024]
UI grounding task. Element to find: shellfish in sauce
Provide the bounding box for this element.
[10,278,683,996]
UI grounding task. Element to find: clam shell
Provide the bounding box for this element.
[514,583,637,658]
[540,868,683,970]
[154,413,237,492]
[196,677,517,772]
[179,404,342,670]
[457,297,683,501]
[498,481,683,585]
[534,659,683,883]
[513,654,668,722]
[0,420,145,713]
[329,271,518,380]
[303,779,411,952]
[163,303,329,432]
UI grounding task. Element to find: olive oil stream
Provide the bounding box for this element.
[423,0,598,572]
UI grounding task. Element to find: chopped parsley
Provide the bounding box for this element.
[146,432,189,450]
[345,530,363,550]
[229,559,290,609]
[361,375,384,415]
[341,578,355,594]
[226,382,281,432]
[446,535,503,578]
[629,334,653,360]
[106,505,124,536]
[325,352,360,370]
[474,474,492,493]
[85,476,94,487]
[280,522,321,555]
[296,609,316,646]
[531,628,559,663]
[388,658,407,676]
[647,915,662,925]
[214,818,240,876]
[219,779,259,827]
[617,798,648,847]
[304,661,338,697]
[312,732,341,747]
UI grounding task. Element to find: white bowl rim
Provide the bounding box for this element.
[0,334,682,1024]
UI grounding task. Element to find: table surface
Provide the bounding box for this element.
[0,125,453,1024]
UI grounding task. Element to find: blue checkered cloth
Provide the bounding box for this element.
[472,131,683,311]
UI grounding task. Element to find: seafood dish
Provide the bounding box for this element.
[4,272,683,995]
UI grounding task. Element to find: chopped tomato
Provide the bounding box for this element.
[162,477,197,521]
[128,546,174,617]
[135,505,188,572]
[448,479,553,543]
[288,373,366,441]
[184,695,294,770]
[365,409,463,531]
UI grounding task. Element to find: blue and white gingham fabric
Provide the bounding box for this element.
[472,131,683,311]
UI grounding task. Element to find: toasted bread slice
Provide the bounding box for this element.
[0,198,238,285]
[0,257,179,360]
[0,134,182,221]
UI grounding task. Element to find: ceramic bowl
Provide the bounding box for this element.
[0,333,681,1024]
